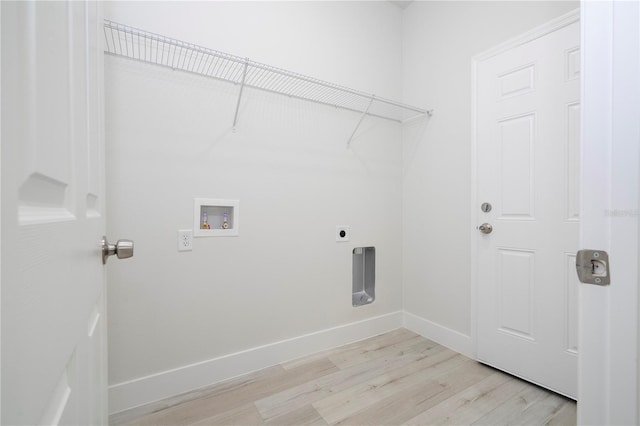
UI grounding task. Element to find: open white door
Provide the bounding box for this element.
[579,1,640,424]
[1,1,111,424]
[474,12,580,398]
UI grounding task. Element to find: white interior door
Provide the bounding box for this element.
[474,16,580,398]
[1,1,108,424]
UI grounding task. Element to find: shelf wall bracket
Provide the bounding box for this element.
[232,59,249,131]
[347,96,375,148]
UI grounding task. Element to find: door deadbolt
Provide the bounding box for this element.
[481,202,492,213]
[576,249,610,285]
[101,236,134,265]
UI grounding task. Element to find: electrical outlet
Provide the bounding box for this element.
[336,225,350,242]
[177,229,193,252]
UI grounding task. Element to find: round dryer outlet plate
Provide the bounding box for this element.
[336,226,350,242]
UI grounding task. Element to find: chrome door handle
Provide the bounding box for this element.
[101,236,134,264]
[478,223,493,234]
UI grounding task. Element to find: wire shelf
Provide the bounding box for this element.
[103,19,430,134]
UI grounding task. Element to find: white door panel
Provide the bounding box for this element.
[475,19,580,398]
[2,1,107,424]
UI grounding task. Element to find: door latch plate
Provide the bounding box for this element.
[576,249,610,286]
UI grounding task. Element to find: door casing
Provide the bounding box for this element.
[578,1,639,424]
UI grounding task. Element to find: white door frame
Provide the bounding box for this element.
[578,1,639,424]
[470,8,581,360]
[0,2,3,421]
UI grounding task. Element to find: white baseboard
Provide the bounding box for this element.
[108,311,403,415]
[403,311,474,359]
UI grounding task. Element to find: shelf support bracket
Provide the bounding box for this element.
[232,59,249,131]
[347,96,375,148]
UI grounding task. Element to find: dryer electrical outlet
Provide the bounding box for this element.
[336,226,350,242]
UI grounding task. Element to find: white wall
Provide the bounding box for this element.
[105,0,582,412]
[402,1,578,338]
[105,0,404,401]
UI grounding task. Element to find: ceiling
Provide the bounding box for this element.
[389,0,413,10]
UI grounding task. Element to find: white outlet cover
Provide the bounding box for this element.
[336,226,350,242]
[178,229,193,252]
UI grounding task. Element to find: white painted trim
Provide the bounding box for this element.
[402,311,473,359]
[579,1,640,423]
[470,8,580,364]
[470,56,479,362]
[473,8,580,62]
[0,2,3,420]
[108,311,403,415]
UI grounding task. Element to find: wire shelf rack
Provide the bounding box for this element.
[103,20,431,143]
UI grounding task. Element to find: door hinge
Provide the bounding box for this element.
[576,249,611,286]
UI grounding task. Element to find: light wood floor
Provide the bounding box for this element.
[110,328,576,426]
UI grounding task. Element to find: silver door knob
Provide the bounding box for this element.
[478,223,493,234]
[101,236,134,264]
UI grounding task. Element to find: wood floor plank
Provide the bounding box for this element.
[109,365,288,426]
[264,405,328,426]
[312,349,466,424]
[335,359,495,425]
[256,338,443,421]
[190,403,264,426]
[281,328,417,371]
[124,358,337,426]
[327,334,426,370]
[471,383,554,425]
[403,370,529,425]
[112,329,577,426]
[546,399,578,425]
[509,393,575,425]
[110,365,285,426]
